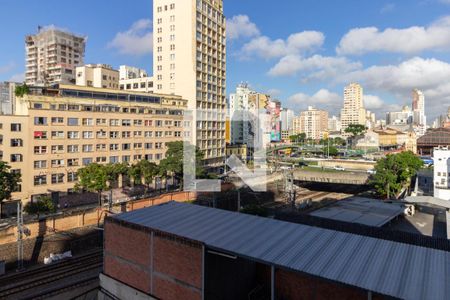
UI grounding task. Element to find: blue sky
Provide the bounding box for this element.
[1,0,450,121]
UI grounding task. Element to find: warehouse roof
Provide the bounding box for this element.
[112,202,450,300]
[309,197,405,227]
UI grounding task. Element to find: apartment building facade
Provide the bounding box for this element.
[299,106,329,140]
[25,27,86,85]
[76,64,119,89]
[153,0,226,170]
[433,146,450,201]
[340,83,366,135]
[119,65,154,93]
[0,82,17,115]
[0,85,187,203]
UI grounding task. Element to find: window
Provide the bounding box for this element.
[67,172,78,182]
[122,131,131,138]
[134,155,142,161]
[122,155,130,162]
[82,118,94,126]
[51,173,64,184]
[51,131,64,139]
[110,131,119,139]
[11,139,23,147]
[156,120,163,127]
[109,156,119,163]
[96,144,106,151]
[34,175,47,186]
[51,145,64,154]
[67,118,79,126]
[82,144,94,152]
[68,131,79,139]
[170,35,175,41]
[83,131,93,139]
[122,143,131,150]
[134,143,142,149]
[145,143,153,149]
[67,145,79,153]
[96,118,107,125]
[51,159,64,167]
[34,117,47,125]
[82,158,93,166]
[155,131,163,137]
[155,142,163,149]
[97,130,107,138]
[11,154,23,162]
[67,158,79,167]
[34,146,47,154]
[110,144,119,151]
[134,131,142,137]
[11,123,21,132]
[144,120,153,126]
[51,117,64,124]
[110,119,120,126]
[145,131,153,138]
[122,119,131,126]
[31,160,48,171]
[170,15,175,22]
[170,3,175,9]
[96,156,107,163]
[34,131,47,139]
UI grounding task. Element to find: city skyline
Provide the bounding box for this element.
[0,0,450,121]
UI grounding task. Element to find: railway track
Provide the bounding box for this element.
[0,249,103,299]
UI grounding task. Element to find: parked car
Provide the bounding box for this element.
[367,169,376,175]
[333,166,345,171]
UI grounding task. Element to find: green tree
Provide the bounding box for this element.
[0,162,21,217]
[104,162,128,187]
[370,151,423,199]
[159,141,205,189]
[328,146,338,156]
[76,163,109,206]
[24,195,56,215]
[345,124,367,137]
[289,133,306,144]
[137,160,159,192]
[14,84,30,98]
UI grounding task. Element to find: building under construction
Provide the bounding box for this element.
[25,26,86,86]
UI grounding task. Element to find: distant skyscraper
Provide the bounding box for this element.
[299,106,329,140]
[153,0,226,170]
[340,83,366,134]
[328,115,341,132]
[412,89,427,136]
[386,106,413,125]
[25,27,86,85]
[280,108,294,131]
[0,82,17,115]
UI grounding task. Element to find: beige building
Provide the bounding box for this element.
[153,0,226,170]
[25,27,86,85]
[76,64,119,89]
[341,83,366,135]
[0,85,188,204]
[293,116,302,135]
[299,106,328,140]
[119,65,154,93]
[120,77,154,93]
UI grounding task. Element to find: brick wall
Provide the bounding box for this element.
[104,219,203,300]
[275,269,368,300]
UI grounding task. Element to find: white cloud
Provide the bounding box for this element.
[340,57,450,121]
[266,88,281,97]
[439,0,450,4]
[227,15,260,40]
[268,54,362,78]
[380,3,395,14]
[287,89,342,114]
[337,16,450,55]
[8,73,25,82]
[240,31,324,59]
[364,95,385,109]
[108,19,153,56]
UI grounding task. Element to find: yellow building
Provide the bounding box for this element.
[0,85,187,204]
[225,143,248,163]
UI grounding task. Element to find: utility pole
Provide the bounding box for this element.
[17,201,24,271]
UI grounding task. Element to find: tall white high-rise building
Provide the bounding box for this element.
[328,116,341,132]
[153,0,226,170]
[412,89,427,136]
[433,147,450,200]
[340,83,366,135]
[25,27,86,86]
[280,108,295,131]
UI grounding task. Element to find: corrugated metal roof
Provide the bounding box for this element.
[310,197,405,227]
[112,202,450,300]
